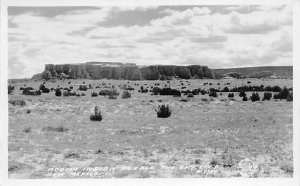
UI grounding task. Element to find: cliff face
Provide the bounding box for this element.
[43,62,215,80]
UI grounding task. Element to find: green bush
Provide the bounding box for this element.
[262,92,272,101]
[287,92,293,102]
[239,91,246,97]
[99,89,119,96]
[8,85,14,94]
[9,99,26,106]
[55,89,62,96]
[91,92,98,97]
[42,126,68,132]
[122,90,131,99]
[79,85,88,91]
[228,93,234,98]
[23,127,31,133]
[156,104,171,118]
[90,107,103,121]
[250,92,260,102]
[242,96,248,101]
[209,91,217,97]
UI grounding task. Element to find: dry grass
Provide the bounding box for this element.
[8,78,293,178]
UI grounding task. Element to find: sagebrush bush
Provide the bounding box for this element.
[239,91,246,97]
[263,92,272,101]
[63,91,70,96]
[273,87,292,101]
[8,85,14,94]
[242,96,248,101]
[42,126,68,132]
[279,87,290,99]
[108,94,117,99]
[91,92,98,97]
[55,89,62,96]
[122,90,131,99]
[209,91,218,97]
[22,89,41,96]
[287,92,293,102]
[23,127,31,133]
[187,93,194,98]
[9,99,26,106]
[39,84,45,90]
[228,93,234,98]
[200,90,207,95]
[156,104,171,118]
[222,87,229,92]
[90,106,103,121]
[42,88,50,93]
[250,92,260,102]
[272,86,282,92]
[79,85,88,91]
[99,89,119,96]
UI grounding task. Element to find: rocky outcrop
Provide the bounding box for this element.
[41,62,215,80]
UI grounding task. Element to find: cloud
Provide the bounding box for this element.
[7,5,293,78]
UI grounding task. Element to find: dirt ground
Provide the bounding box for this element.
[8,78,293,178]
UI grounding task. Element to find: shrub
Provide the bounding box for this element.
[22,89,41,96]
[63,91,70,96]
[90,106,103,121]
[8,85,14,94]
[42,88,50,93]
[152,87,161,95]
[239,91,246,97]
[264,86,272,91]
[242,96,248,101]
[273,87,292,100]
[122,90,131,99]
[9,99,26,106]
[273,93,280,100]
[99,89,119,96]
[263,92,272,101]
[278,87,290,99]
[140,89,149,93]
[27,109,31,114]
[272,86,282,92]
[55,89,62,96]
[222,87,229,92]
[228,93,234,98]
[80,93,86,96]
[108,94,117,99]
[156,104,171,118]
[125,87,135,91]
[200,90,207,95]
[172,90,181,97]
[39,84,46,91]
[91,92,98,97]
[42,126,68,132]
[209,91,218,97]
[79,85,88,91]
[250,92,260,102]
[187,93,194,98]
[287,92,293,101]
[23,127,31,133]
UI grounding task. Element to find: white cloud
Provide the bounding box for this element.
[8,5,292,78]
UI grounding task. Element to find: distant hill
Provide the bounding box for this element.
[213,66,293,79]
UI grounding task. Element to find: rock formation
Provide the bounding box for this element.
[40,62,215,80]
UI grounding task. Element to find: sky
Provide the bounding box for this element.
[8,5,292,79]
